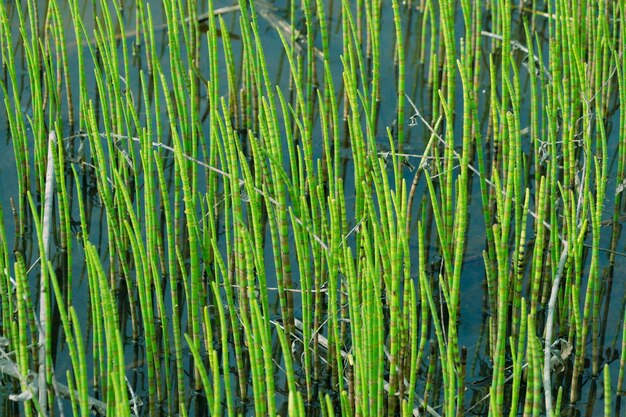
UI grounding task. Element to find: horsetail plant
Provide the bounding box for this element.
[0,1,625,417]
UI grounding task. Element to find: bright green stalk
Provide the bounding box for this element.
[26,190,52,413]
[91,241,130,416]
[391,0,404,152]
[184,332,216,413]
[155,153,187,415]
[13,252,33,417]
[160,71,203,389]
[209,281,234,417]
[509,298,527,417]
[48,265,89,416]
[115,184,158,414]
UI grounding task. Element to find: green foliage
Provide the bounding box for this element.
[0,0,624,416]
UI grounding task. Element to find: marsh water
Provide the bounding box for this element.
[1,1,626,416]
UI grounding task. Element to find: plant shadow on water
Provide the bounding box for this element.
[1,0,626,416]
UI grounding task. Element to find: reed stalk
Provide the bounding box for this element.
[0,1,625,417]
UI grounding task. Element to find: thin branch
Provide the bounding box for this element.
[404,93,566,245]
[38,131,57,415]
[0,353,107,415]
[272,318,443,417]
[543,243,569,417]
[480,31,552,81]
[68,132,331,251]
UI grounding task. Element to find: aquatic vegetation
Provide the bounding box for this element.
[0,0,625,416]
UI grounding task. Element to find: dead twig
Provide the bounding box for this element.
[37,130,57,414]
